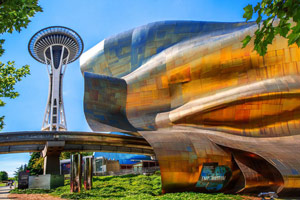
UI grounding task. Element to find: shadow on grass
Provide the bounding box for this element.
[60,192,126,200]
[94,173,139,182]
[10,189,53,194]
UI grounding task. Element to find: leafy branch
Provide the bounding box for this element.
[0,0,42,130]
[242,0,300,56]
[0,62,30,129]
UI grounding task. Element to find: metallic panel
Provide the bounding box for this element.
[71,154,82,193]
[80,20,300,195]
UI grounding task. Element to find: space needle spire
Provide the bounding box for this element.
[28,26,84,131]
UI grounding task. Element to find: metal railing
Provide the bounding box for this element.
[94,166,160,176]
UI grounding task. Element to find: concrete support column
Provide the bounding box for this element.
[43,154,61,175]
[42,141,65,175]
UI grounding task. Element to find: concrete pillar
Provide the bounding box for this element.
[42,141,65,175]
[43,154,61,175]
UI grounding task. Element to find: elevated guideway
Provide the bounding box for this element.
[0,131,154,156]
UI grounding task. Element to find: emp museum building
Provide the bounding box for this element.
[79,20,299,194]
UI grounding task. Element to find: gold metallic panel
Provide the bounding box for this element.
[81,21,300,195]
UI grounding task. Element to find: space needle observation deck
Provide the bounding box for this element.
[28,26,84,131]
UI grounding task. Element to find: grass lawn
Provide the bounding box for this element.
[10,172,250,200]
[0,182,6,187]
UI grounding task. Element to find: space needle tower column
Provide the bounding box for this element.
[28,26,84,131]
[29,27,83,175]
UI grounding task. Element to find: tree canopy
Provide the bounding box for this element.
[0,171,8,181]
[27,152,43,175]
[13,164,27,179]
[242,0,300,56]
[0,0,42,130]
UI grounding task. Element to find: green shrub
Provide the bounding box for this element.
[10,173,247,200]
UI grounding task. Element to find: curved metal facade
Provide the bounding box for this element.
[80,21,300,195]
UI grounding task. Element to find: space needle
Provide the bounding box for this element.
[28,26,84,131]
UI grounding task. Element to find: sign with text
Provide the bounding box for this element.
[196,163,231,192]
[18,171,29,189]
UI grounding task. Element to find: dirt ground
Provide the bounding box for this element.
[9,193,65,200]
[9,194,261,200]
[9,194,299,200]
[8,194,262,200]
[240,196,260,200]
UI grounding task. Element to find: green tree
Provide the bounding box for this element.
[0,171,8,181]
[0,0,42,129]
[13,164,26,179]
[27,152,43,175]
[242,0,300,56]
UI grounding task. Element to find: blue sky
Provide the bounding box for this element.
[0,0,259,176]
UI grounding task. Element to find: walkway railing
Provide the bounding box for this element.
[94,166,160,176]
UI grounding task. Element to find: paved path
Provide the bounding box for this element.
[0,186,11,200]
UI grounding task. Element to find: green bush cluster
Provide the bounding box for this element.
[51,173,162,199]
[10,173,245,200]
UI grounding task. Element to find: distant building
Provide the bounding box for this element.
[93,152,153,170]
[60,153,156,175]
[94,156,120,175]
[132,160,159,173]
